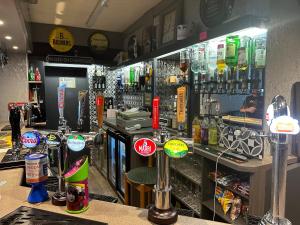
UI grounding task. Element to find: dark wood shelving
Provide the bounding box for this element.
[202,199,246,225]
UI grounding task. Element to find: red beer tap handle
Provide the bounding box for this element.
[152,97,160,130]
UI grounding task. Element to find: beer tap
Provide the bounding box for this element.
[94,93,105,147]
[259,95,300,225]
[148,92,194,224]
[148,96,177,224]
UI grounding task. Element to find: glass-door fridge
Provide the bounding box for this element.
[117,133,130,198]
[107,129,117,187]
[107,129,131,200]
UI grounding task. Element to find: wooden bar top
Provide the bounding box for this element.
[0,168,226,225]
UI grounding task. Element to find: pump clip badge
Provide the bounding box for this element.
[21,131,40,149]
[67,135,85,152]
[46,133,61,147]
[134,138,157,157]
[164,139,188,158]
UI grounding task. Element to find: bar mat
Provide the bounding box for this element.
[45,176,118,203]
[1,149,26,163]
[0,125,11,131]
[0,206,108,225]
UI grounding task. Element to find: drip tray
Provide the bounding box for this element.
[0,206,108,225]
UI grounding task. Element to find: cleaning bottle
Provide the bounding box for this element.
[192,116,201,143]
[208,117,218,145]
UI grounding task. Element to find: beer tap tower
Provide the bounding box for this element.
[47,84,70,206]
[147,96,193,225]
[260,95,299,225]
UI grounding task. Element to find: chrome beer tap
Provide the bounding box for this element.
[260,95,300,225]
[148,96,194,225]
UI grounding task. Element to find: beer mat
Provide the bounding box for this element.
[222,115,262,126]
[0,206,108,225]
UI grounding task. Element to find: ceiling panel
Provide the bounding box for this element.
[0,0,28,53]
[29,0,162,32]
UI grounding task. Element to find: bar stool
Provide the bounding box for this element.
[124,167,157,208]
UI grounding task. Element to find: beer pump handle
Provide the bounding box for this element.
[96,94,105,129]
[152,97,160,130]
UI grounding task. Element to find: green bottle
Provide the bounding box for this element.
[225,35,240,67]
[28,65,35,81]
[208,117,218,145]
[129,67,135,85]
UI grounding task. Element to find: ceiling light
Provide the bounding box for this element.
[5,36,12,40]
[86,0,109,27]
[12,46,19,50]
[56,1,66,15]
[0,20,4,25]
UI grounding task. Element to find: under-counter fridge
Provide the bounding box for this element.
[107,128,131,200]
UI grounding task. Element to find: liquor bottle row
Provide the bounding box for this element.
[93,66,106,91]
[189,34,267,94]
[116,62,153,93]
[28,65,41,81]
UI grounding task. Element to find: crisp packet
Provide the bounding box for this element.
[230,197,242,221]
[219,190,234,214]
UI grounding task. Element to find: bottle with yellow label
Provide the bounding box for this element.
[208,117,218,145]
[192,116,201,143]
[216,42,226,76]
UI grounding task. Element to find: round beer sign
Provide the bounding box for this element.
[134,138,157,157]
[21,131,40,149]
[164,139,188,158]
[46,133,61,147]
[49,27,74,52]
[67,135,85,152]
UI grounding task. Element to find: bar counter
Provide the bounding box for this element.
[0,168,226,225]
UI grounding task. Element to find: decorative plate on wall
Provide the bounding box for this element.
[199,0,235,28]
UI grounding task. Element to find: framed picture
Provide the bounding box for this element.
[158,0,183,46]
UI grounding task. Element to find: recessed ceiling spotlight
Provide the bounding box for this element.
[5,36,12,40]
[0,20,4,25]
[12,46,19,50]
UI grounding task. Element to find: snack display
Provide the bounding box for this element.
[211,171,249,220]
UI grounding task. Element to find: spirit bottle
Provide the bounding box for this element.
[207,44,217,93]
[129,67,135,86]
[216,42,226,93]
[180,49,189,80]
[226,35,240,94]
[238,36,252,93]
[28,65,35,81]
[253,36,267,90]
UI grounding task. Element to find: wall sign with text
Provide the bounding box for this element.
[49,27,74,53]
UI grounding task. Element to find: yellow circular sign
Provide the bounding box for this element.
[49,27,74,52]
[89,32,109,53]
[164,139,189,158]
